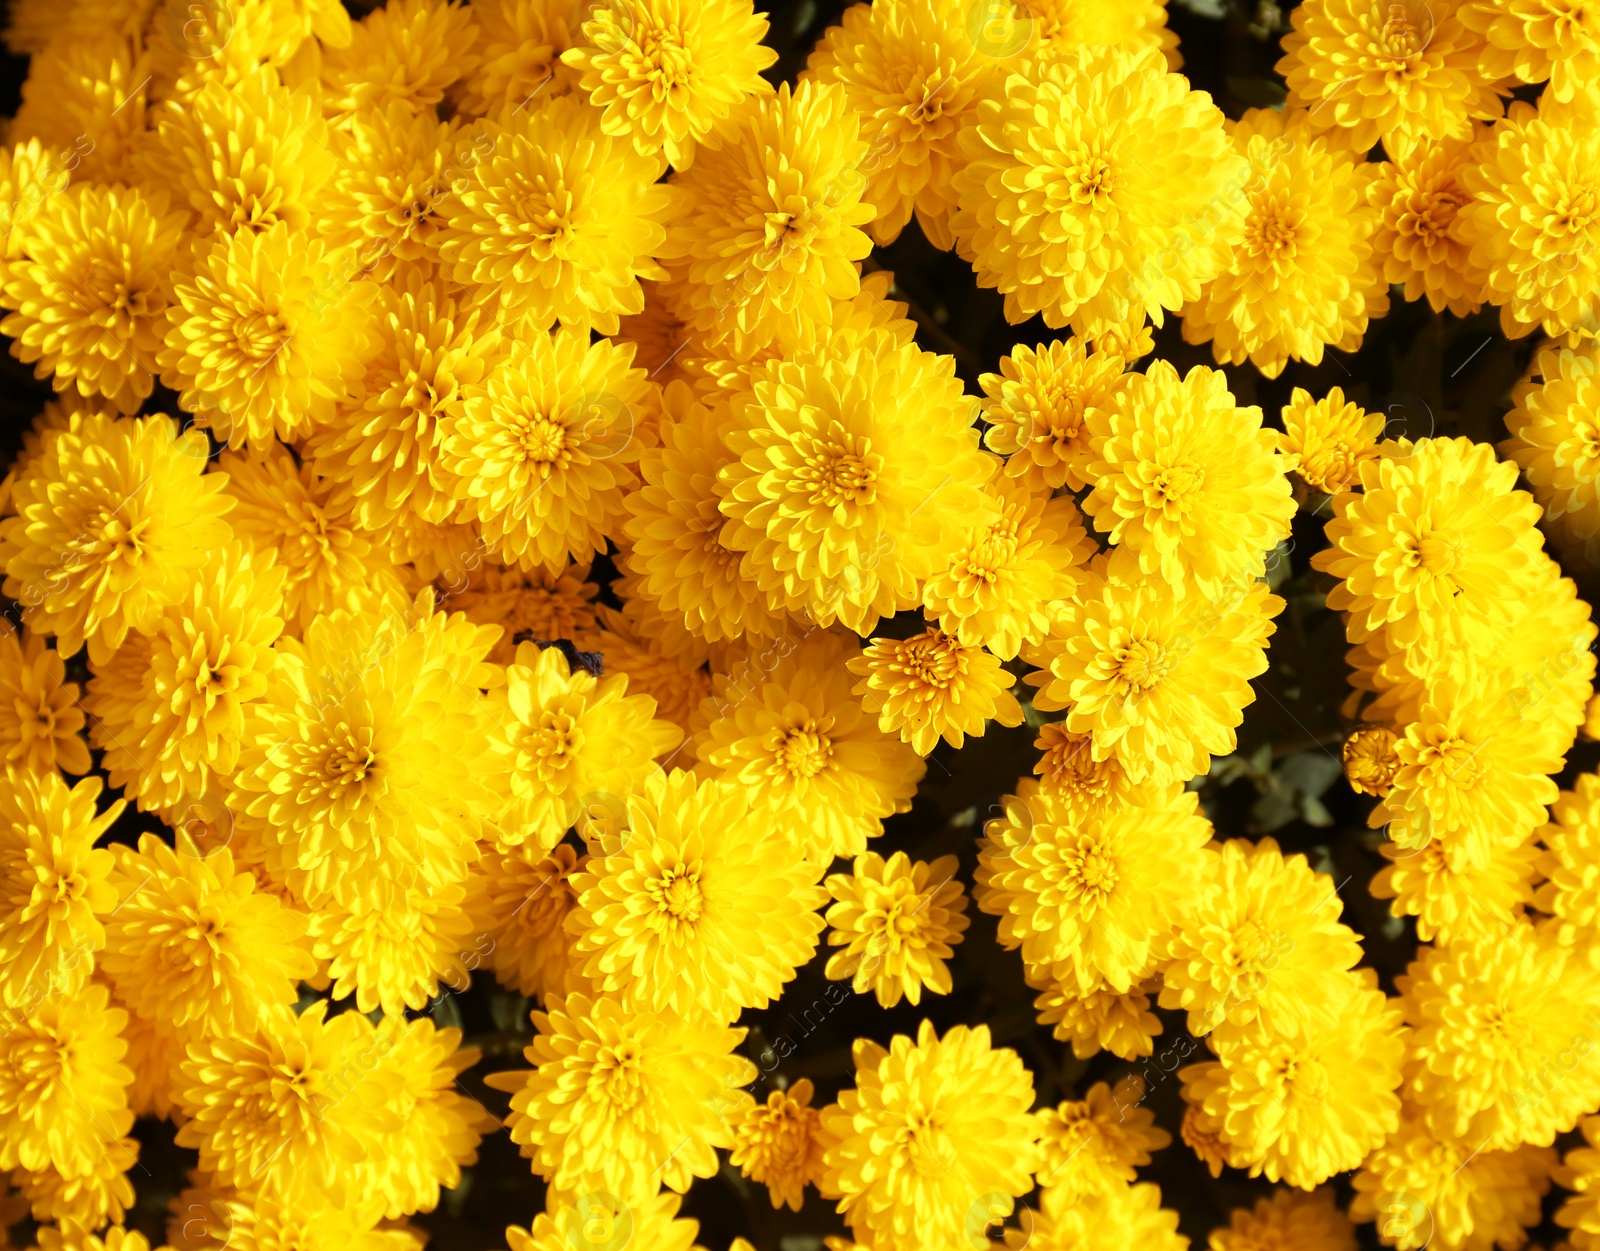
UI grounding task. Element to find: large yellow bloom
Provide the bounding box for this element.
[1,184,186,414]
[1280,386,1385,496]
[0,626,90,776]
[1182,972,1405,1188]
[100,834,314,1034]
[216,444,409,636]
[1181,108,1388,379]
[464,841,587,1000]
[226,594,499,907]
[482,641,679,849]
[320,0,480,123]
[1400,924,1600,1150]
[441,327,651,572]
[952,45,1247,337]
[824,851,967,1007]
[1278,0,1505,153]
[716,324,996,634]
[1463,0,1600,102]
[977,784,1211,993]
[310,876,476,1014]
[0,981,132,1178]
[486,991,755,1196]
[174,1000,398,1208]
[0,412,233,664]
[0,768,119,1009]
[10,32,147,185]
[657,78,875,358]
[1083,361,1294,595]
[690,628,924,863]
[1368,128,1488,318]
[1459,101,1600,340]
[568,770,826,1021]
[85,541,285,815]
[1025,569,1282,787]
[1501,340,1600,560]
[562,0,775,168]
[731,1079,826,1212]
[818,1021,1038,1251]
[159,222,378,449]
[453,0,582,118]
[439,92,674,335]
[1160,837,1363,1040]
[847,627,1023,755]
[804,0,996,248]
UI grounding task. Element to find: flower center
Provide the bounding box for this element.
[518,415,569,466]
[1378,4,1429,58]
[1066,153,1116,206]
[796,427,881,508]
[647,865,705,924]
[595,1041,645,1111]
[1115,638,1170,692]
[322,727,378,793]
[1245,203,1299,258]
[233,310,291,362]
[1413,529,1466,575]
[1062,836,1118,910]
[777,721,833,779]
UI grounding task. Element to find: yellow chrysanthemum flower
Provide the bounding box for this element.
[804,0,995,248]
[483,640,678,849]
[15,1133,138,1229]
[690,628,924,862]
[1014,0,1180,66]
[159,222,378,449]
[100,834,313,1034]
[1,184,186,415]
[1460,102,1600,340]
[0,139,69,262]
[730,1078,826,1212]
[1022,1182,1186,1251]
[10,33,148,185]
[0,411,233,664]
[568,770,827,1022]
[508,1190,701,1251]
[85,541,284,815]
[819,1021,1038,1251]
[657,78,875,357]
[922,481,1088,660]
[978,785,1210,993]
[1181,973,1404,1188]
[216,444,409,636]
[1313,438,1543,654]
[1374,680,1562,866]
[980,336,1131,493]
[1211,1188,1357,1251]
[1182,108,1388,379]
[439,93,673,335]
[441,327,651,572]
[1029,967,1163,1060]
[715,331,994,634]
[226,595,499,907]
[1501,341,1600,561]
[1281,387,1385,496]
[847,628,1023,755]
[1556,1116,1600,1251]
[1083,361,1295,594]
[1463,0,1600,102]
[453,0,581,118]
[320,0,480,124]
[354,1015,496,1222]
[1368,129,1488,318]
[0,768,119,1008]
[1372,835,1539,944]
[175,1000,397,1208]
[1026,570,1282,788]
[562,0,775,168]
[1278,0,1505,153]
[465,841,587,1000]
[320,104,461,284]
[823,851,967,1007]
[1538,772,1600,945]
[623,381,789,645]
[1160,837,1363,1039]
[138,69,336,239]
[1034,1078,1170,1204]
[309,877,475,1014]
[1029,725,1157,823]
[0,626,89,776]
[952,45,1247,337]
[0,981,132,1178]
[1352,1111,1554,1251]
[307,273,504,531]
[1401,925,1600,1150]
[486,991,755,1195]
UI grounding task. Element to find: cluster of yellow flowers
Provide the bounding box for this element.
[5,0,1600,1246]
